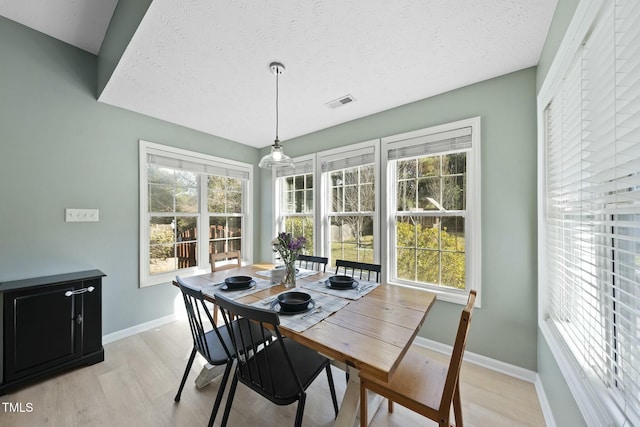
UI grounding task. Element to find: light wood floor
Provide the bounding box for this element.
[1,319,546,426]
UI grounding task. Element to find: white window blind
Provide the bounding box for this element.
[387,127,472,160]
[543,0,640,423]
[275,157,314,178]
[147,152,250,180]
[320,146,375,172]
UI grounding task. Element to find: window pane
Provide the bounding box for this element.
[418,156,439,177]
[284,216,314,255]
[444,152,466,175]
[176,217,197,242]
[397,180,416,210]
[149,216,175,274]
[360,183,374,211]
[228,217,242,239]
[418,177,440,210]
[345,169,358,185]
[441,252,465,288]
[442,175,465,210]
[416,250,440,283]
[294,190,305,213]
[209,217,226,240]
[442,216,465,251]
[175,185,198,213]
[398,159,416,179]
[395,214,465,289]
[416,217,439,250]
[207,176,225,212]
[176,241,197,268]
[397,248,416,281]
[227,191,242,213]
[361,165,375,183]
[305,189,313,213]
[344,186,358,211]
[228,238,242,252]
[227,177,242,192]
[305,174,313,189]
[396,216,415,247]
[332,187,343,212]
[149,183,174,212]
[285,177,294,191]
[330,215,374,263]
[209,240,225,254]
[331,171,343,186]
[150,243,175,274]
[209,216,242,255]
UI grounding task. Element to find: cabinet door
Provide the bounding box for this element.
[80,279,102,355]
[5,285,80,381]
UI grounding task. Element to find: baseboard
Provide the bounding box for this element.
[414,336,537,382]
[535,373,558,427]
[414,337,556,427]
[102,313,177,345]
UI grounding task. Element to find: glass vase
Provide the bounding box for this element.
[283,261,296,288]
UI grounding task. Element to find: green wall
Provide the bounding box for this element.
[0,16,259,335]
[536,0,586,425]
[260,67,540,370]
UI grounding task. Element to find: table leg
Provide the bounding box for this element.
[333,365,384,427]
[194,363,227,389]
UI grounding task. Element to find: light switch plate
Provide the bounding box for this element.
[65,208,99,222]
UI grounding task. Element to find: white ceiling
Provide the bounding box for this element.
[0,0,558,149]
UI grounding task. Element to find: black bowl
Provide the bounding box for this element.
[277,291,312,312]
[328,275,355,289]
[224,275,253,290]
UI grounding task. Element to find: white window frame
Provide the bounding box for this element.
[139,140,253,287]
[381,117,481,306]
[272,154,317,257]
[537,0,640,425]
[317,139,381,267]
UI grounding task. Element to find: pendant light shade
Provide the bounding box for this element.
[259,62,294,169]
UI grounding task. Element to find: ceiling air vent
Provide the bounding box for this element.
[325,94,356,109]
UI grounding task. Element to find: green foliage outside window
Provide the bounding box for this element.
[396,220,465,289]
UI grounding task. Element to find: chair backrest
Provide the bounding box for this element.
[440,290,476,410]
[214,293,305,398]
[175,276,232,363]
[296,254,329,272]
[335,259,381,282]
[211,250,241,272]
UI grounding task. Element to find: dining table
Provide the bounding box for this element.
[174,263,436,426]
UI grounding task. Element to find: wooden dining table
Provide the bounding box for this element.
[175,264,436,426]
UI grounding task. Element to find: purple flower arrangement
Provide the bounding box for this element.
[272,232,306,265]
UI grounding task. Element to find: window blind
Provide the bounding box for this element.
[544,0,640,422]
[387,127,471,160]
[320,146,375,172]
[148,152,250,181]
[275,158,314,178]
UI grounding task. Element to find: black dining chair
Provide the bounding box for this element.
[174,276,272,427]
[296,254,329,272]
[215,292,340,427]
[334,259,381,282]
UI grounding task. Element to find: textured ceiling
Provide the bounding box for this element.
[0,0,558,148]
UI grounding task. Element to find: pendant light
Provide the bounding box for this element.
[259,62,294,169]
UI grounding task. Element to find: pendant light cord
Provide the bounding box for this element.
[275,70,279,143]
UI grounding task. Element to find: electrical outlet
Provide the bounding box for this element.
[65,208,99,222]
